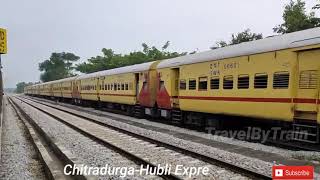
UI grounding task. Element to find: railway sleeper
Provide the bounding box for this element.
[34,96,320,146]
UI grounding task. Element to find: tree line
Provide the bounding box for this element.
[15,0,320,92]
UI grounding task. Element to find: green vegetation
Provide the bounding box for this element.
[274,0,320,34]
[76,42,186,73]
[211,29,263,49]
[39,52,80,82]
[15,82,33,93]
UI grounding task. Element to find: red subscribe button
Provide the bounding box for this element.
[272,166,314,179]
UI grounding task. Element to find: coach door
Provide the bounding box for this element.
[296,50,320,116]
[135,73,140,100]
[171,68,180,107]
[72,81,80,99]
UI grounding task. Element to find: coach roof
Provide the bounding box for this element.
[76,61,155,80]
[157,27,320,69]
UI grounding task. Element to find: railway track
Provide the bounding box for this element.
[14,95,271,179]
[7,97,77,180]
[9,96,165,180]
[27,96,320,152]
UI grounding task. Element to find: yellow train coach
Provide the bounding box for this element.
[156,28,320,143]
[97,61,159,113]
[72,61,159,115]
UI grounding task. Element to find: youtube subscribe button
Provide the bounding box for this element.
[272,166,314,180]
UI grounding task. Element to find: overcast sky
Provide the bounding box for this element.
[1,0,319,88]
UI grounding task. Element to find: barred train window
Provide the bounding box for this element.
[223,76,233,89]
[238,74,249,89]
[273,72,289,89]
[198,77,208,90]
[299,70,317,89]
[188,79,196,90]
[210,77,219,89]
[254,73,268,89]
[180,79,186,90]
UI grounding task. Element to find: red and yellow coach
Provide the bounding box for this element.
[156,28,320,142]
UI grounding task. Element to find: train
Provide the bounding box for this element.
[25,27,320,144]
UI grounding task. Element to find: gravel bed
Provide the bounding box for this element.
[102,111,320,163]
[34,96,320,163]
[93,115,273,177]
[22,97,250,179]
[0,96,46,180]
[14,98,160,180]
[26,97,273,177]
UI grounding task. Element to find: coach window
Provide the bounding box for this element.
[223,76,233,89]
[118,83,121,90]
[273,72,289,89]
[254,73,268,89]
[125,83,129,90]
[180,79,186,90]
[114,83,117,91]
[121,83,125,90]
[188,79,196,90]
[198,77,208,91]
[238,74,249,89]
[299,70,317,89]
[210,77,220,90]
